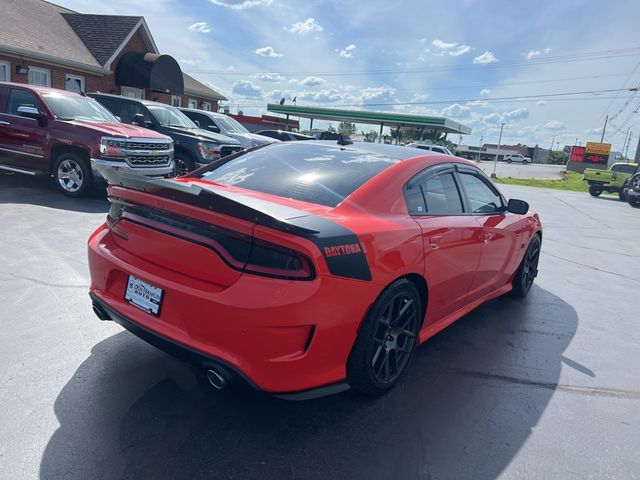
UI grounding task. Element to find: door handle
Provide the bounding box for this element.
[429,235,442,249]
[0,121,10,126]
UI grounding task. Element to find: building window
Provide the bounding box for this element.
[188,98,197,109]
[203,102,211,111]
[121,86,145,99]
[65,74,85,93]
[0,61,10,82]
[171,95,181,107]
[28,66,51,87]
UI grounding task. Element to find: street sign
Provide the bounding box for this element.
[584,142,611,164]
[569,146,586,162]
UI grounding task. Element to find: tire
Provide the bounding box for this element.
[619,190,628,202]
[522,160,528,165]
[512,235,541,298]
[629,196,640,208]
[347,278,421,396]
[507,159,512,163]
[53,152,92,197]
[588,185,603,197]
[173,152,195,177]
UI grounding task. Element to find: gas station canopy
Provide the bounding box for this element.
[266,103,472,137]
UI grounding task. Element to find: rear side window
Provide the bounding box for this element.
[199,143,400,207]
[7,89,42,115]
[421,173,464,215]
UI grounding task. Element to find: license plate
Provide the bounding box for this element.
[124,275,163,317]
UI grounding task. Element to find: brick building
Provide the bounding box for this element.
[0,0,225,110]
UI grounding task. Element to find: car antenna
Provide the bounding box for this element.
[337,134,353,146]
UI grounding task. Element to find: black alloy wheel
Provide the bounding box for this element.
[348,279,421,395]
[173,153,194,177]
[512,235,541,298]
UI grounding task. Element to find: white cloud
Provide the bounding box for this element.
[255,46,283,58]
[539,120,566,131]
[480,88,491,97]
[299,76,326,87]
[210,0,273,9]
[473,51,498,64]
[286,18,323,35]
[504,108,529,121]
[537,100,547,106]
[544,47,552,54]
[180,58,201,65]
[360,86,396,104]
[431,39,471,57]
[232,80,264,97]
[525,50,541,60]
[188,22,211,33]
[299,89,346,103]
[483,112,503,124]
[253,72,281,82]
[338,44,356,59]
[441,103,472,118]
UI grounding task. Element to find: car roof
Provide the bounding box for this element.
[1,81,81,97]
[179,108,223,117]
[87,92,173,108]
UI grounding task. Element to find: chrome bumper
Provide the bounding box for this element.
[91,158,175,179]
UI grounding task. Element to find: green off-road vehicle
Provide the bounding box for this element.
[583,162,639,200]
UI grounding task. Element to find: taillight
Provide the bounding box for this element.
[106,198,315,280]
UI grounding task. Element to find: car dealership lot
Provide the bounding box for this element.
[1,173,639,480]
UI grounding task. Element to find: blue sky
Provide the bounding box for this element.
[58,0,640,153]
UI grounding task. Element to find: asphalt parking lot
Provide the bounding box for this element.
[1,172,639,480]
[476,161,565,179]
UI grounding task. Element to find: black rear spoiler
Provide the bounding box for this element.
[98,168,321,237]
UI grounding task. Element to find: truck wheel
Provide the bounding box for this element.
[588,185,603,197]
[507,159,512,163]
[173,152,194,177]
[347,279,421,396]
[53,153,92,197]
[512,235,541,298]
[629,197,640,208]
[619,190,628,202]
[523,160,528,164]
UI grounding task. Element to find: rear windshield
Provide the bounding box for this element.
[611,164,637,174]
[199,143,400,207]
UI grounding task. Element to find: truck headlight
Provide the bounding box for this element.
[100,137,127,157]
[197,141,221,160]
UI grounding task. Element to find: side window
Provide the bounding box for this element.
[458,172,504,214]
[420,173,464,215]
[194,113,213,129]
[119,102,152,125]
[432,147,445,154]
[94,98,120,117]
[277,132,290,141]
[611,164,637,174]
[7,89,42,115]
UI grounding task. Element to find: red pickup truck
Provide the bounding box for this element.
[0,82,174,196]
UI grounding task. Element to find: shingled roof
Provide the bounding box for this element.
[183,73,227,102]
[62,14,143,66]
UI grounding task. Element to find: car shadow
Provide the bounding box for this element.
[39,286,577,480]
[0,172,109,213]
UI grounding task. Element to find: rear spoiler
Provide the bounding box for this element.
[98,168,322,237]
[98,168,372,281]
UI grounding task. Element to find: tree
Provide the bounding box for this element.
[338,121,357,136]
[327,124,337,133]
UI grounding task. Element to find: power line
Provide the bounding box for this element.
[190,47,640,77]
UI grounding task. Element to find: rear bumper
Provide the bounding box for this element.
[91,158,175,179]
[89,292,349,400]
[87,226,375,396]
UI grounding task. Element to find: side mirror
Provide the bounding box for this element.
[115,116,122,122]
[17,106,47,126]
[208,124,220,133]
[194,120,200,128]
[507,198,529,215]
[133,113,146,126]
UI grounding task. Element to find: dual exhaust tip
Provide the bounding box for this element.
[92,301,230,391]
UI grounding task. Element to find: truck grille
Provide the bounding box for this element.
[124,139,173,168]
[221,146,243,157]
[128,154,173,166]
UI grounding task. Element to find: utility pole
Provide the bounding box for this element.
[635,134,640,162]
[600,115,608,143]
[624,130,632,161]
[476,135,483,162]
[548,134,556,162]
[492,123,505,178]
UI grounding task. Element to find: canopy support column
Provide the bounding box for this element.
[378,122,384,143]
[396,125,401,145]
[310,118,314,130]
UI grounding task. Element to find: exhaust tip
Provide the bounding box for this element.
[205,368,228,390]
[92,303,109,321]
